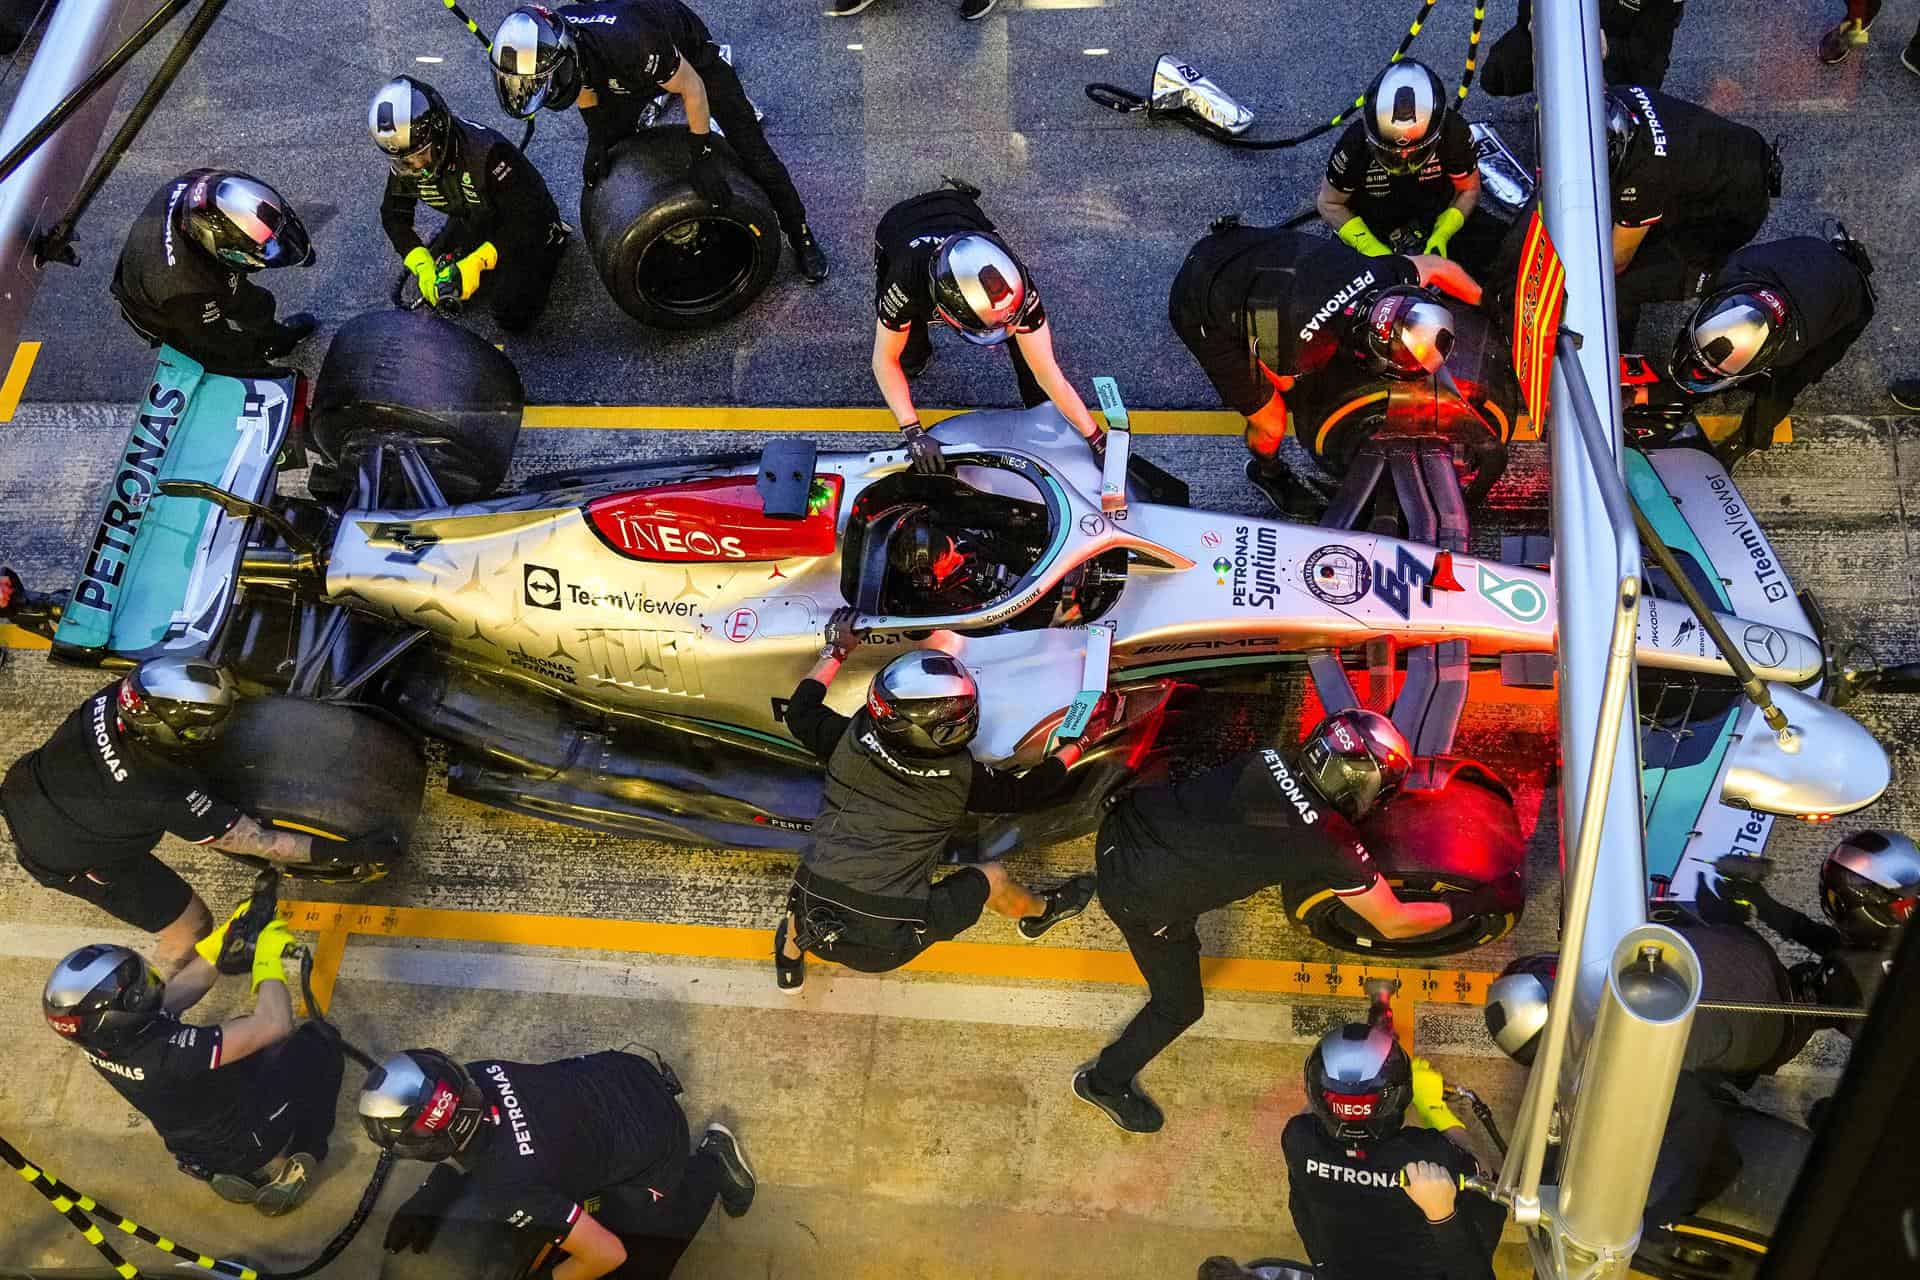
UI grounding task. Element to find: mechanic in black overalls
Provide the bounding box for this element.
[361,1047,756,1279]
[2,658,391,988]
[1315,60,1502,273]
[1075,711,1500,1134]
[1482,0,1686,97]
[371,76,570,333]
[772,609,1101,991]
[1604,85,1777,344]
[871,181,1105,475]
[1282,1023,1505,1280]
[489,0,828,283]
[111,169,317,373]
[1166,221,1482,512]
[42,927,344,1214]
[1665,231,1876,468]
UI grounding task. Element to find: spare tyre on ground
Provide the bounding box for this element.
[581,127,781,330]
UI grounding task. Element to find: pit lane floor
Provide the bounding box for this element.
[4,414,1917,1276]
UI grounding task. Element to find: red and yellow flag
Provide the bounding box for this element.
[1511,209,1567,429]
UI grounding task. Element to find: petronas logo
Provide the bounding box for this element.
[1477,564,1548,624]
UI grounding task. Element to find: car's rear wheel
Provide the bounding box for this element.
[1632,1221,1770,1280]
[582,128,781,330]
[202,695,426,882]
[308,309,524,505]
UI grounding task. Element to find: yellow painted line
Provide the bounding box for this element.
[1,623,50,650]
[304,919,350,1015]
[280,899,1495,1007]
[0,341,40,422]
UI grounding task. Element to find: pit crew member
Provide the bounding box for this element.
[1482,0,1686,97]
[371,75,570,332]
[1315,60,1501,272]
[1282,1023,1504,1279]
[2,658,393,984]
[1166,219,1481,512]
[772,609,1101,990]
[112,169,317,373]
[42,924,344,1214]
[490,0,828,283]
[1074,712,1502,1133]
[361,1047,756,1279]
[871,180,1104,475]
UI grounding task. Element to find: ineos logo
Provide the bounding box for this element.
[524,564,561,610]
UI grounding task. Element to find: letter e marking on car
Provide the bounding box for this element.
[724,607,759,642]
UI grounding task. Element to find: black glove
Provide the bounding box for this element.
[687,137,731,208]
[329,827,405,865]
[1084,430,1108,465]
[900,422,946,475]
[1694,872,1754,926]
[384,1165,465,1254]
[1446,881,1516,923]
[582,141,608,190]
[823,606,864,659]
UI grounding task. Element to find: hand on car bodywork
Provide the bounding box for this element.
[900,422,946,475]
[823,607,865,660]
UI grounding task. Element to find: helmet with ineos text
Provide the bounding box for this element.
[1297,708,1411,822]
[43,944,165,1052]
[117,657,238,750]
[1361,60,1451,175]
[1670,285,1796,395]
[1820,830,1920,946]
[1359,285,1456,380]
[369,76,453,177]
[1483,953,1558,1065]
[930,234,1027,345]
[178,172,314,271]
[359,1048,489,1161]
[491,5,582,118]
[1305,1022,1413,1144]
[1603,86,1643,170]
[867,651,981,755]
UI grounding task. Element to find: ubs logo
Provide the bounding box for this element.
[524,564,562,610]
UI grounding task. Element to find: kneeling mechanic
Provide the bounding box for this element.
[773,609,1101,989]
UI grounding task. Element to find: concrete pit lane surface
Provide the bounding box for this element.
[4,0,1920,1275]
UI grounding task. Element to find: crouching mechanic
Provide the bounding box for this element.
[773,609,1102,990]
[1167,220,1481,513]
[371,76,570,332]
[1283,1023,1504,1280]
[1664,230,1876,469]
[361,1047,756,1279]
[42,919,343,1214]
[111,169,317,373]
[1316,60,1502,273]
[2,658,396,985]
[871,180,1105,475]
[1075,711,1505,1133]
[490,0,828,282]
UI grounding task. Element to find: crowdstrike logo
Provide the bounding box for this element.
[1298,271,1377,342]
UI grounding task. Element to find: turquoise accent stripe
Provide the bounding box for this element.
[1625,450,1729,610]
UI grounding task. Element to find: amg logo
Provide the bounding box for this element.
[1299,271,1376,342]
[1259,748,1318,824]
[73,384,187,615]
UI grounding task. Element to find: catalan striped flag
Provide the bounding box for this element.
[1511,208,1567,430]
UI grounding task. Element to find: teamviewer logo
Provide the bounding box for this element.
[524,564,562,610]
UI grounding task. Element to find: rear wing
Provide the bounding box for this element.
[51,348,295,665]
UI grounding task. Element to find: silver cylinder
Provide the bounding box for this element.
[1556,924,1702,1258]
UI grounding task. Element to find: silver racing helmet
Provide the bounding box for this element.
[1304,1023,1412,1144]
[1296,707,1411,822]
[1670,285,1796,395]
[867,650,981,755]
[1360,285,1456,380]
[359,1048,489,1161]
[369,76,453,177]
[1821,830,1920,946]
[491,5,582,118]
[1483,954,1558,1065]
[1361,60,1450,175]
[117,657,238,750]
[44,944,164,1052]
[929,234,1027,345]
[178,171,314,271]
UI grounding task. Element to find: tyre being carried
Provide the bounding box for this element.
[581,127,781,329]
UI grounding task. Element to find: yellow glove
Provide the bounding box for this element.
[193,901,251,967]
[1410,1056,1465,1132]
[1337,215,1393,257]
[455,241,499,301]
[251,921,297,995]
[1423,207,1467,258]
[404,246,439,301]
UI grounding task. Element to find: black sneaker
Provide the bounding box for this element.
[1019,874,1097,939]
[789,224,829,284]
[1890,379,1920,411]
[1073,1068,1164,1134]
[959,0,996,18]
[824,0,879,14]
[252,1153,316,1217]
[774,918,804,993]
[698,1124,756,1217]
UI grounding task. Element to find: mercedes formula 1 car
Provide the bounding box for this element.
[14,311,1892,958]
